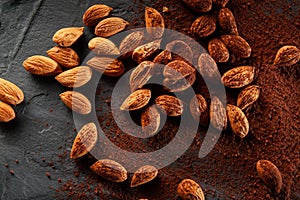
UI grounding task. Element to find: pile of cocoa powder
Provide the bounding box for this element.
[55,0,299,199]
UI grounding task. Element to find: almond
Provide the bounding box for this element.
[52,27,84,47]
[153,50,172,75]
[120,89,151,111]
[88,37,120,55]
[218,8,238,35]
[119,31,145,58]
[0,102,15,122]
[0,78,24,105]
[226,104,249,138]
[23,55,62,76]
[132,40,161,63]
[70,122,97,159]
[273,45,300,67]
[208,38,229,63]
[164,60,195,80]
[59,91,91,115]
[190,94,209,126]
[177,179,205,200]
[237,85,260,110]
[220,35,251,58]
[130,61,154,91]
[55,66,92,88]
[182,0,212,13]
[221,66,255,88]
[145,7,165,39]
[256,160,283,193]
[86,57,124,77]
[197,53,220,80]
[95,17,129,37]
[165,40,193,63]
[47,46,80,68]
[155,95,183,117]
[83,4,113,26]
[163,72,196,92]
[131,165,158,187]
[90,159,128,183]
[141,106,161,137]
[191,15,216,38]
[210,96,227,131]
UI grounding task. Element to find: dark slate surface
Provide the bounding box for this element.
[0,0,140,199]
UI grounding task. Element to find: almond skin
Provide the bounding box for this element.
[226,104,249,138]
[55,66,92,88]
[95,17,129,37]
[221,66,255,88]
[210,96,227,131]
[52,27,84,47]
[130,165,158,187]
[119,31,145,58]
[141,106,161,137]
[88,37,120,55]
[220,35,251,58]
[190,94,209,126]
[208,38,229,63]
[145,7,165,39]
[191,15,216,38]
[130,61,154,91]
[0,101,15,122]
[83,4,113,26]
[47,46,80,68]
[155,95,183,117]
[86,57,124,77]
[90,159,128,183]
[70,122,97,159]
[197,53,220,80]
[237,85,260,110]
[59,91,91,115]
[132,40,161,63]
[0,78,24,105]
[218,8,238,35]
[256,160,283,193]
[177,179,205,200]
[164,60,195,80]
[23,55,62,76]
[120,89,151,111]
[273,45,300,66]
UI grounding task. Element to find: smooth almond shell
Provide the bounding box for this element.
[59,91,91,115]
[70,122,97,159]
[55,66,92,88]
[0,78,24,105]
[0,102,16,122]
[52,27,84,47]
[23,55,62,76]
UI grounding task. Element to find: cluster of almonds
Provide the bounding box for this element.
[0,78,24,122]
[15,1,300,199]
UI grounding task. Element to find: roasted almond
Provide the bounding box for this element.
[23,55,62,76]
[237,85,260,110]
[256,160,283,193]
[83,4,113,26]
[130,61,154,91]
[213,0,229,7]
[166,40,193,63]
[145,7,165,39]
[88,37,120,55]
[190,94,209,126]
[70,122,97,159]
[164,60,195,80]
[177,179,205,200]
[218,8,238,35]
[86,57,124,77]
[52,27,84,47]
[220,35,251,58]
[119,31,145,58]
[191,15,216,38]
[153,50,172,75]
[90,159,128,182]
[130,165,158,187]
[182,0,212,13]
[141,106,161,137]
[163,72,196,92]
[59,91,91,115]
[197,53,220,80]
[132,40,161,63]
[227,104,249,138]
[273,45,300,67]
[95,17,129,37]
[55,66,92,88]
[0,78,24,105]
[47,46,80,68]
[155,95,183,117]
[0,101,15,122]
[210,96,227,131]
[120,89,151,111]
[221,66,255,88]
[208,38,229,62]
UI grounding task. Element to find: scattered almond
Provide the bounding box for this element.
[130,61,154,91]
[208,38,229,63]
[182,0,212,13]
[197,53,220,80]
[273,45,300,67]
[0,78,24,105]
[120,89,151,111]
[55,66,92,88]
[177,179,205,200]
[95,17,129,37]
[190,94,209,126]
[220,35,251,58]
[210,96,227,131]
[132,40,161,63]
[83,4,113,26]
[131,165,158,187]
[155,95,183,117]
[23,55,62,76]
[52,27,84,47]
[191,15,216,38]
[165,40,193,63]
[59,91,91,115]
[237,85,260,110]
[119,31,145,58]
[88,37,120,55]
[221,66,255,88]
[47,46,80,68]
[218,8,238,35]
[141,106,161,137]
[70,122,97,159]
[0,102,15,122]
[227,104,249,138]
[164,60,195,80]
[145,7,165,39]
[86,57,124,77]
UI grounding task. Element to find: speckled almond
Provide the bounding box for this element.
[145,7,165,39]
[177,179,205,200]
[221,66,255,88]
[120,89,151,111]
[227,104,249,138]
